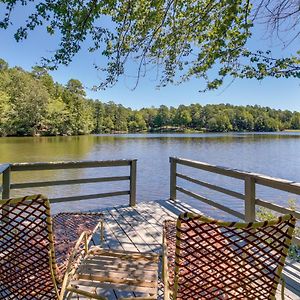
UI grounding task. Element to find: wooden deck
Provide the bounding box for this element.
[71,199,300,299]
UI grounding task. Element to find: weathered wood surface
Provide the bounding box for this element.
[1,165,10,199]
[171,157,300,247]
[70,200,299,299]
[129,160,137,207]
[171,157,300,195]
[10,176,130,189]
[171,157,300,219]
[256,198,300,220]
[8,159,137,207]
[10,159,133,171]
[50,191,130,204]
[176,172,245,200]
[70,248,159,300]
[176,186,245,220]
[0,164,10,174]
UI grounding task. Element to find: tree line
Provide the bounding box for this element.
[0,59,300,137]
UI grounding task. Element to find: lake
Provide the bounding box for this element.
[1,132,300,218]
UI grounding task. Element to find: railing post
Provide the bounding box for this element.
[244,176,256,222]
[170,157,177,200]
[2,165,11,199]
[129,160,137,207]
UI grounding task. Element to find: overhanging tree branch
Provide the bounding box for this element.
[0,0,299,91]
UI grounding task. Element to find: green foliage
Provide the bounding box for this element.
[0,91,14,136]
[0,58,300,136]
[103,116,114,133]
[129,112,147,132]
[66,79,86,97]
[5,67,50,135]
[207,114,232,132]
[232,109,254,131]
[174,105,192,127]
[0,59,9,71]
[1,0,300,91]
[254,113,281,132]
[45,97,70,135]
[256,207,277,221]
[291,113,300,130]
[154,105,170,128]
[257,200,300,262]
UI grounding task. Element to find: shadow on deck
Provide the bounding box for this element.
[78,199,300,300]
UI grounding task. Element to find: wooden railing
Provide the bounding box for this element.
[170,157,300,245]
[0,164,10,200]
[1,157,299,245]
[0,159,137,206]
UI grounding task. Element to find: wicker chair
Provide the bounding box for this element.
[163,212,296,300]
[0,194,102,299]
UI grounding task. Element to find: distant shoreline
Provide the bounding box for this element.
[283,129,300,132]
[1,60,300,137]
[2,129,300,138]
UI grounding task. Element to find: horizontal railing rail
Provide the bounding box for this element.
[10,176,130,189]
[11,160,132,171]
[170,157,300,246]
[1,159,137,207]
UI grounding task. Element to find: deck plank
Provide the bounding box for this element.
[281,259,300,299]
[112,207,161,253]
[115,206,162,244]
[108,208,154,253]
[80,211,136,299]
[101,205,164,300]
[103,209,140,252]
[70,200,299,299]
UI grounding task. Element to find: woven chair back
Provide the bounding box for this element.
[0,195,58,299]
[170,213,295,299]
[53,212,101,280]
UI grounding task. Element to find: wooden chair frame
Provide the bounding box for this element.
[66,222,159,300]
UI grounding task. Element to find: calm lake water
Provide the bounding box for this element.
[1,132,300,218]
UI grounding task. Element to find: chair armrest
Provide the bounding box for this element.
[162,229,170,300]
[59,231,90,299]
[100,217,105,244]
[162,220,176,300]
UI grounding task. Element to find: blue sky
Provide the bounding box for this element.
[0,6,299,110]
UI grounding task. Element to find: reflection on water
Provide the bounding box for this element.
[0,132,300,217]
